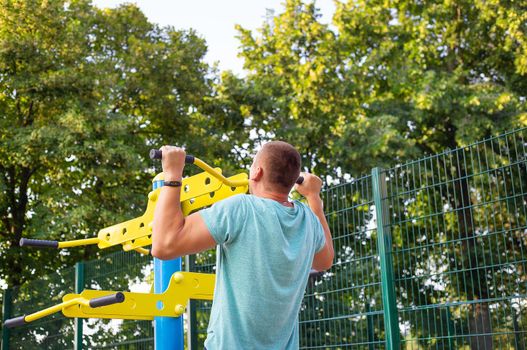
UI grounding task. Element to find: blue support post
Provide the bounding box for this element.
[153,179,184,350]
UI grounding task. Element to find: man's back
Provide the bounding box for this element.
[200,194,325,350]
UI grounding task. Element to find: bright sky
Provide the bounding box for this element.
[91,0,336,75]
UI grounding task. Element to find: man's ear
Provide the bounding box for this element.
[252,166,263,181]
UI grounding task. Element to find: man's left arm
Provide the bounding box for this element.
[151,146,216,260]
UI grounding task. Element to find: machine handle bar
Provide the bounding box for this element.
[149,149,304,185]
[89,292,125,308]
[4,315,27,328]
[19,238,58,248]
[3,293,125,328]
[149,150,195,164]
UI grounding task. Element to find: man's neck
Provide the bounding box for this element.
[255,191,292,207]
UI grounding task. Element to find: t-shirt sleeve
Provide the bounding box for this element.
[199,194,246,245]
[313,213,326,253]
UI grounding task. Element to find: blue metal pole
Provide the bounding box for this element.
[153,179,184,350]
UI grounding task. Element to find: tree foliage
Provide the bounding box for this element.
[1,0,526,348]
[224,0,526,177]
[0,0,223,287]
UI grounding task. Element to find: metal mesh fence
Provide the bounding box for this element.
[187,252,216,350]
[9,266,75,349]
[298,176,385,349]
[83,250,154,350]
[385,128,527,349]
[2,127,526,349]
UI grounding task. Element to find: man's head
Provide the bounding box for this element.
[249,141,301,195]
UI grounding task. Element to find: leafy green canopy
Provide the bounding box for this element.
[0,0,232,287]
[222,0,526,176]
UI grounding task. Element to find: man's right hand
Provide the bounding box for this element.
[294,172,322,199]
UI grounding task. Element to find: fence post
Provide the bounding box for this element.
[74,262,85,350]
[372,168,400,350]
[512,303,525,350]
[1,288,12,350]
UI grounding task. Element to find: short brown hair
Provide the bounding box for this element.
[258,141,301,193]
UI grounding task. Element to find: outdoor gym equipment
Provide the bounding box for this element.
[18,153,252,255]
[4,272,215,326]
[4,292,125,328]
[5,151,303,350]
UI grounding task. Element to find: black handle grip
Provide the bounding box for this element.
[149,150,195,164]
[4,315,27,328]
[89,292,125,308]
[296,176,304,185]
[19,238,59,248]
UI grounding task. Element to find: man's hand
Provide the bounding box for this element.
[160,145,186,181]
[152,145,216,260]
[295,172,334,271]
[294,172,323,199]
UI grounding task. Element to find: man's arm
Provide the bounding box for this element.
[295,173,334,271]
[151,146,216,260]
[306,194,334,271]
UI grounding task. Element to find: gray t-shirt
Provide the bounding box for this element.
[199,194,325,350]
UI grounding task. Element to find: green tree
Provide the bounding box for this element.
[0,0,218,289]
[217,0,527,348]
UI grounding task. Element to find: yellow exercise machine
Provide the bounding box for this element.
[5,152,249,328]
[4,271,215,327]
[18,153,249,255]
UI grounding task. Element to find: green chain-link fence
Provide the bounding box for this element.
[2,127,526,349]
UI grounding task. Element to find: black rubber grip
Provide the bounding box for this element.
[149,150,195,164]
[149,149,162,159]
[296,176,304,185]
[4,315,27,328]
[19,238,59,248]
[89,292,125,308]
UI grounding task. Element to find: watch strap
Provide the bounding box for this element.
[164,180,183,187]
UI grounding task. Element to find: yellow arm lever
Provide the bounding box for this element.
[193,157,248,187]
[62,272,214,320]
[4,292,125,328]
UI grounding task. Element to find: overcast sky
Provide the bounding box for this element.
[91,0,335,75]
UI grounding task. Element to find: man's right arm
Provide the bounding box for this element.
[295,173,334,271]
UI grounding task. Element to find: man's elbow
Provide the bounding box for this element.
[312,253,334,272]
[316,260,333,272]
[151,233,180,260]
[151,246,171,260]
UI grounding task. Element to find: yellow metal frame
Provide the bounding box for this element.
[10,157,246,325]
[14,272,214,324]
[46,157,249,253]
[62,272,215,320]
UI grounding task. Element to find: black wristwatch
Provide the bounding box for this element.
[164,180,182,187]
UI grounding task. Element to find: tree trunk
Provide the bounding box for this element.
[453,154,493,350]
[3,166,33,287]
[438,120,493,350]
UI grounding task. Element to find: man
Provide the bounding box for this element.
[152,141,334,349]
